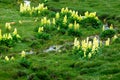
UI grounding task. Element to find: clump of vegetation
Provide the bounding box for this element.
[100,24,116,39]
[72,37,110,59]
[72,37,100,59]
[35,27,50,40]
[0,28,21,47]
[79,11,102,28]
[20,3,48,16]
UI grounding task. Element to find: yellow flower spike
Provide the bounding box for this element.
[19,20,22,24]
[95,16,98,20]
[0,29,2,40]
[57,26,60,30]
[3,33,7,39]
[11,56,15,60]
[43,17,47,24]
[5,23,11,30]
[52,18,56,25]
[8,33,12,39]
[84,52,86,58]
[88,41,92,48]
[13,28,17,35]
[105,38,110,46]
[69,10,72,13]
[61,8,64,13]
[93,37,99,48]
[91,45,96,54]
[86,37,89,44]
[20,3,24,13]
[110,24,113,30]
[21,51,26,57]
[63,15,67,24]
[56,12,60,19]
[89,12,96,17]
[85,11,89,17]
[102,25,105,31]
[16,34,21,38]
[113,35,118,40]
[73,38,80,48]
[65,7,68,12]
[68,23,73,29]
[47,19,51,25]
[78,15,82,21]
[38,27,44,33]
[88,52,92,58]
[5,56,9,61]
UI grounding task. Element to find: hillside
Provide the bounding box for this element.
[0,0,120,80]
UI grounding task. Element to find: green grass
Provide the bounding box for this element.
[0,0,120,80]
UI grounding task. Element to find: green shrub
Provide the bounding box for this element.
[68,28,82,37]
[36,32,50,40]
[79,17,102,28]
[100,29,116,39]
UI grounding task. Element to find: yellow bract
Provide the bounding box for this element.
[73,38,80,49]
[105,38,110,46]
[41,17,51,25]
[0,29,2,40]
[11,56,15,60]
[5,23,11,30]
[52,18,56,25]
[21,51,26,57]
[38,27,44,33]
[56,12,60,19]
[63,15,67,24]
[110,24,113,30]
[5,56,9,61]
[13,28,17,35]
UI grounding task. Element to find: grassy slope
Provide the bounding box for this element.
[0,0,120,80]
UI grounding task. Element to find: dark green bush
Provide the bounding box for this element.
[68,28,82,37]
[79,17,102,28]
[100,29,116,39]
[36,32,50,40]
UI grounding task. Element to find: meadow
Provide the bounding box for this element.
[0,0,120,80]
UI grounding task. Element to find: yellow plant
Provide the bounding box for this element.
[73,38,80,49]
[5,56,9,61]
[102,25,105,31]
[21,51,26,57]
[105,38,110,46]
[41,17,51,25]
[63,15,67,24]
[0,29,2,40]
[38,27,44,33]
[11,56,15,60]
[110,24,113,30]
[5,23,11,30]
[20,3,48,16]
[52,18,56,25]
[13,28,17,35]
[56,12,60,19]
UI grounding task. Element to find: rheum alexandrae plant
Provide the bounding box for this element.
[100,24,116,39]
[73,37,101,58]
[73,37,111,58]
[0,28,21,47]
[20,3,48,16]
[35,27,50,40]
